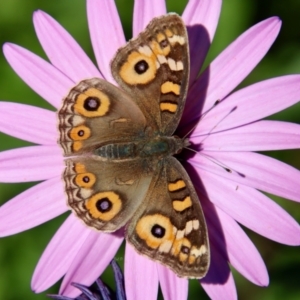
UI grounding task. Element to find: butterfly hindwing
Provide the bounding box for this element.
[64,157,153,232]
[111,14,190,135]
[126,157,209,278]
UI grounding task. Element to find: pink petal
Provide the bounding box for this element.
[189,151,300,202]
[198,169,300,245]
[60,230,123,297]
[133,0,166,36]
[182,0,222,85]
[182,17,281,127]
[3,43,74,109]
[200,194,269,285]
[0,102,57,145]
[33,10,102,82]
[217,214,268,286]
[194,120,300,151]
[194,75,300,135]
[157,264,188,300]
[0,177,66,237]
[182,0,221,36]
[87,0,125,83]
[125,243,159,300]
[0,145,64,182]
[216,216,267,286]
[200,242,237,300]
[32,214,91,292]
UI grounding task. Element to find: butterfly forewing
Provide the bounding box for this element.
[111,14,190,136]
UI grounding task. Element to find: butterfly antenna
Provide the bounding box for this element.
[182,102,243,176]
[184,147,244,175]
[182,99,221,140]
[196,105,237,146]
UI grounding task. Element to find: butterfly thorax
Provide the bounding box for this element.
[95,135,188,161]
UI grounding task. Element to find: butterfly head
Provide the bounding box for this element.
[172,135,190,155]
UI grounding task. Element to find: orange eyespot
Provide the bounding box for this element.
[75,172,96,188]
[85,191,122,221]
[135,214,174,249]
[150,39,170,56]
[119,51,157,85]
[74,88,110,117]
[172,237,191,259]
[69,125,91,141]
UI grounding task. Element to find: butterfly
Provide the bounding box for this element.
[57,14,210,279]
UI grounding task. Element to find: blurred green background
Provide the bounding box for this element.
[0,0,300,299]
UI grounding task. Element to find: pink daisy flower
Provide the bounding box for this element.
[1,0,300,299]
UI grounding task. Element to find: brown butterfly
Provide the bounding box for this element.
[57,14,209,278]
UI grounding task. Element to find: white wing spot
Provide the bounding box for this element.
[167,58,177,71]
[176,61,184,71]
[199,245,207,256]
[155,60,160,69]
[157,54,167,64]
[185,220,193,236]
[191,245,207,257]
[159,240,173,253]
[175,229,185,240]
[168,35,185,45]
[193,220,200,230]
[138,45,153,56]
[80,188,93,199]
[72,115,85,126]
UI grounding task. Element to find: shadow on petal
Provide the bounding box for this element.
[184,162,231,286]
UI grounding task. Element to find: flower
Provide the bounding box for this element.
[48,260,126,300]
[0,0,300,300]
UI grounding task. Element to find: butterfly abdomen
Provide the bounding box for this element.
[96,136,186,160]
[95,142,136,160]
